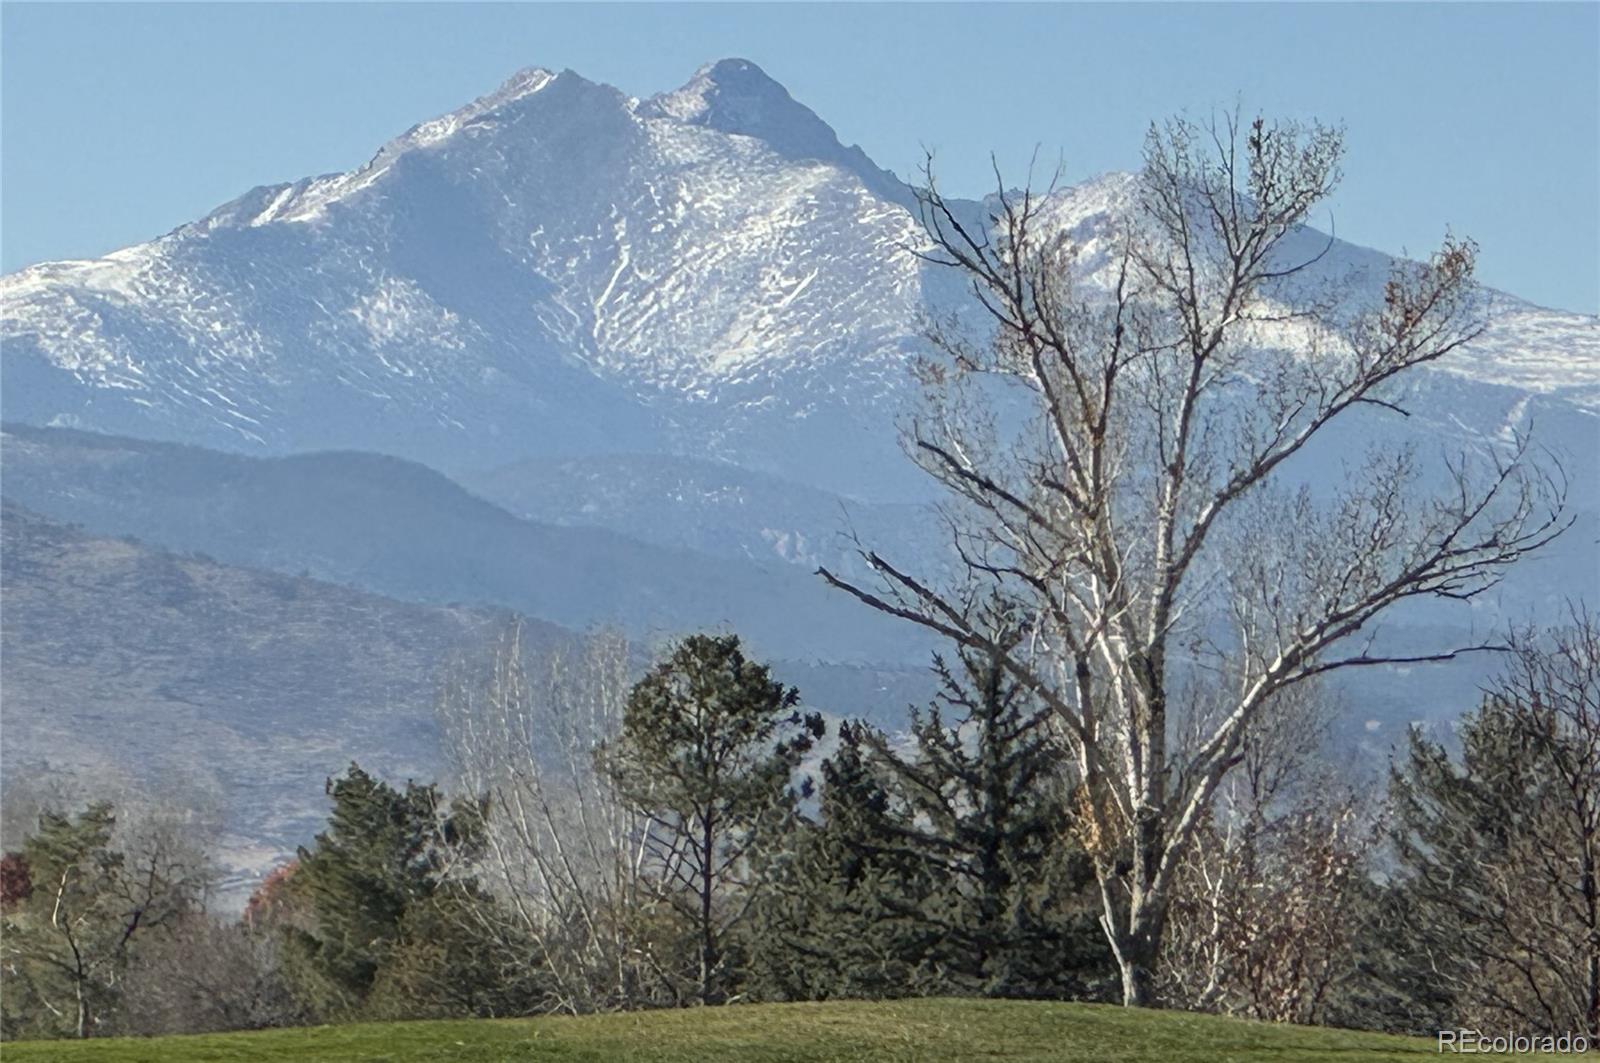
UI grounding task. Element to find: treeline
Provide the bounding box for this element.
[2,614,1594,1041]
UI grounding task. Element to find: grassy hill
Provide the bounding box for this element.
[0,999,1520,1061]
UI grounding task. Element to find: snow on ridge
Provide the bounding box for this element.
[1,60,1596,501]
[644,57,811,126]
[993,172,1600,408]
[220,67,574,228]
[644,60,727,124]
[377,65,563,157]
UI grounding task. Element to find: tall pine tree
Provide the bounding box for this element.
[602,633,822,1006]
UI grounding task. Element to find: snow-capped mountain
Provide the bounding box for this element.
[9,58,1591,504]
[3,57,1596,547]
[2,61,929,499]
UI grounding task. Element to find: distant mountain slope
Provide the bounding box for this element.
[0,425,933,665]
[460,450,945,573]
[0,501,513,887]
[0,500,937,892]
[5,60,1591,500]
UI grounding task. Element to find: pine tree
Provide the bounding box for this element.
[602,633,822,1006]
[0,802,202,1039]
[0,804,121,1039]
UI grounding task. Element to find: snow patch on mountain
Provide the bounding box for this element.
[2,59,1596,503]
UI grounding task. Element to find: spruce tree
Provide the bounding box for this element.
[744,722,944,1000]
[1378,616,1600,1040]
[887,641,1107,997]
[752,625,1111,1001]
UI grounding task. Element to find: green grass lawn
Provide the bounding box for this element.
[0,998,1528,1062]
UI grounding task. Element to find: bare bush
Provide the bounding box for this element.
[116,916,308,1035]
[1162,687,1376,1022]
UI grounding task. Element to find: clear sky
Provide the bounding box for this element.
[3,3,1596,313]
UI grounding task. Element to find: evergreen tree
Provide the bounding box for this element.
[602,633,822,1005]
[744,723,944,1000]
[282,764,485,1017]
[751,626,1111,1001]
[872,640,1106,997]
[365,886,542,1020]
[1378,617,1600,1041]
[1,804,121,1039]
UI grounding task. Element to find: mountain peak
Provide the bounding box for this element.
[645,58,793,126]
[486,65,561,105]
[696,57,788,94]
[642,59,907,203]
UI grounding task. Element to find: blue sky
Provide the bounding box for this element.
[3,3,1596,313]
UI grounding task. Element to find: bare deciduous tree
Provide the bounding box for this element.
[117,915,308,1035]
[819,112,1565,1006]
[436,621,670,1013]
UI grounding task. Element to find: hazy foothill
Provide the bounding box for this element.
[1,39,1596,1061]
